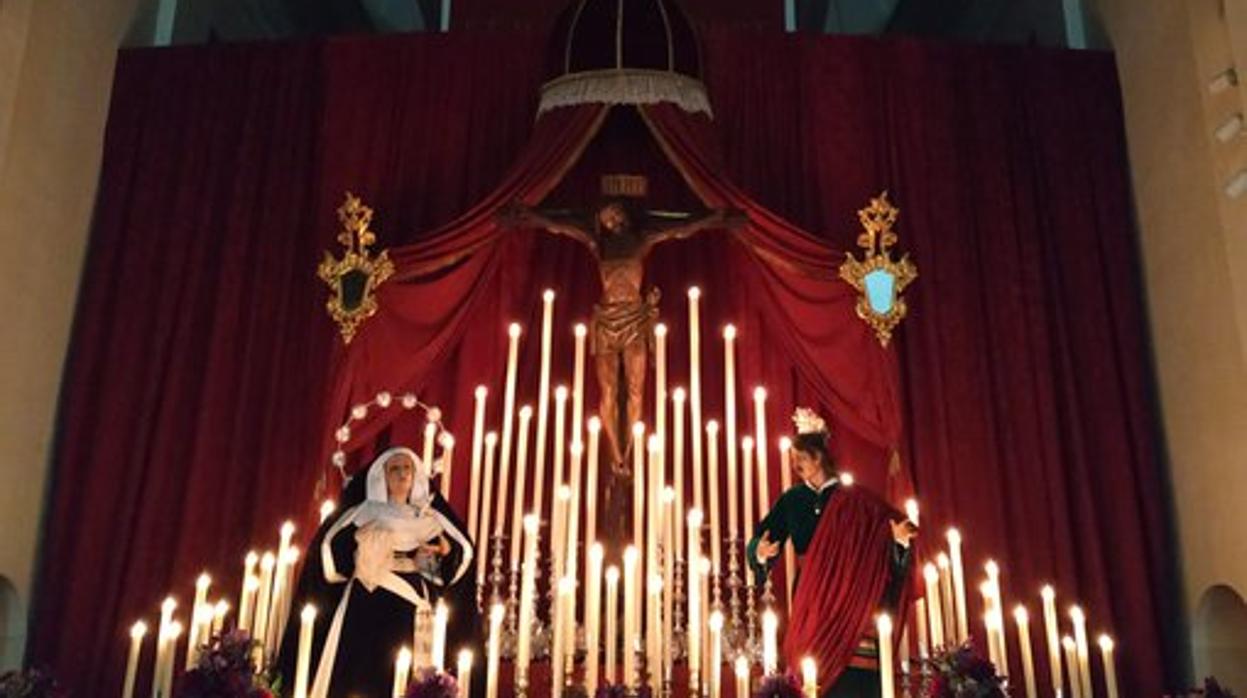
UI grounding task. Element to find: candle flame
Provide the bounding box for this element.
[519,405,533,419]
[734,656,749,677]
[1041,584,1055,600]
[485,431,498,444]
[574,323,587,338]
[1062,635,1076,650]
[320,500,337,521]
[708,611,724,630]
[131,621,148,638]
[1070,606,1085,623]
[923,564,939,582]
[523,514,539,532]
[673,387,686,401]
[741,436,754,449]
[490,604,506,623]
[662,486,675,503]
[876,613,893,634]
[937,552,950,567]
[589,542,604,560]
[587,416,601,432]
[632,421,645,436]
[985,560,999,577]
[508,322,522,338]
[724,324,737,340]
[245,550,259,566]
[753,386,767,400]
[162,597,177,613]
[706,420,720,433]
[623,546,639,564]
[458,648,474,667]
[778,436,791,450]
[474,385,488,399]
[542,289,555,302]
[946,528,962,545]
[605,565,620,582]
[688,286,701,300]
[281,521,296,539]
[1098,634,1114,651]
[688,509,704,527]
[555,385,569,400]
[840,472,855,486]
[1013,606,1029,623]
[655,323,668,337]
[558,485,572,501]
[196,573,211,588]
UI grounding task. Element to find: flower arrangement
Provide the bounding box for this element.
[0,668,65,698]
[1197,677,1238,698]
[179,629,279,698]
[593,685,652,698]
[922,640,1006,698]
[753,672,804,698]
[403,669,459,698]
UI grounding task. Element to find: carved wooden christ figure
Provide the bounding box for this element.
[499,195,742,545]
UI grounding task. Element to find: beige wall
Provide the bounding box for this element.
[1091,0,1247,684]
[0,0,141,669]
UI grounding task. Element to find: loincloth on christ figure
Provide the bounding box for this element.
[591,289,660,355]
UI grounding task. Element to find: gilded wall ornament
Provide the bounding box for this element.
[838,191,918,347]
[318,193,394,344]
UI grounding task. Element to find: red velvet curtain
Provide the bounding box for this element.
[33,29,1178,698]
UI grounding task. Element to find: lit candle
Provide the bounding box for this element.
[431,600,449,671]
[706,421,723,579]
[762,608,779,675]
[734,656,749,698]
[981,607,1000,671]
[632,422,645,555]
[186,573,211,670]
[687,510,703,692]
[707,611,723,698]
[456,649,473,698]
[1041,586,1062,696]
[572,324,587,453]
[662,488,676,681]
[801,656,817,698]
[319,499,336,524]
[672,387,686,558]
[252,553,275,663]
[947,529,968,643]
[585,418,601,562]
[211,600,229,636]
[393,647,413,698]
[655,322,668,478]
[723,325,738,537]
[985,560,1006,671]
[239,552,258,632]
[623,547,640,688]
[778,437,795,611]
[293,605,316,698]
[605,564,621,685]
[475,431,498,591]
[1070,606,1091,698]
[532,290,556,529]
[565,442,584,622]
[915,598,929,659]
[585,543,604,691]
[486,604,504,698]
[495,323,521,539]
[878,614,895,698]
[687,288,704,530]
[515,514,540,691]
[904,499,919,527]
[468,385,488,543]
[153,596,175,697]
[923,564,945,650]
[551,385,570,580]
[123,621,146,698]
[1014,606,1038,698]
[508,405,534,573]
[553,577,574,694]
[1062,637,1083,698]
[753,387,770,517]
[647,574,663,693]
[158,621,182,698]
[937,554,955,643]
[741,435,755,587]
[438,433,456,499]
[1098,635,1119,698]
[422,419,438,483]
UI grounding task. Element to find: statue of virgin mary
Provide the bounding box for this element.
[276,446,480,698]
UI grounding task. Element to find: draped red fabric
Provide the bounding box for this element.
[31,29,1178,698]
[782,487,906,688]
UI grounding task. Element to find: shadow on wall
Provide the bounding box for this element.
[1194,584,1247,694]
[0,576,18,670]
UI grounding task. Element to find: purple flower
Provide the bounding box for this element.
[754,673,804,698]
[404,670,459,698]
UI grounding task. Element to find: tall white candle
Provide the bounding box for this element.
[585,543,604,691]
[708,611,723,698]
[1070,606,1092,698]
[741,435,755,587]
[734,656,749,698]
[495,323,521,536]
[1041,586,1062,696]
[632,422,646,555]
[878,613,895,698]
[486,604,504,698]
[553,577,573,694]
[532,290,556,528]
[687,509,704,692]
[253,553,275,662]
[1062,637,1083,698]
[393,647,413,698]
[432,600,449,671]
[585,418,601,562]
[211,600,229,637]
[293,605,316,698]
[509,405,534,572]
[687,288,704,528]
[605,564,621,685]
[923,564,945,650]
[622,547,640,688]
[124,621,146,698]
[662,487,676,680]
[801,657,817,698]
[915,598,929,659]
[947,529,968,643]
[153,597,176,698]
[457,649,473,698]
[753,387,770,517]
[468,386,488,542]
[778,437,795,611]
[1014,606,1038,698]
[654,323,668,480]
[158,621,182,698]
[476,432,498,591]
[672,387,686,557]
[422,419,438,484]
[646,574,663,693]
[572,324,587,453]
[239,552,258,632]
[706,421,723,581]
[552,484,570,596]
[438,433,456,500]
[186,573,211,670]
[551,385,570,580]
[985,560,1006,672]
[723,325,738,542]
[937,554,955,644]
[762,608,779,675]
[515,515,540,691]
[1098,635,1119,698]
[566,442,584,622]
